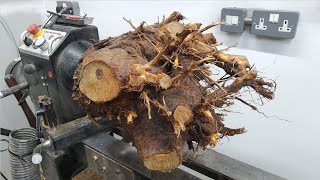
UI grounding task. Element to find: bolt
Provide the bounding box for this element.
[92,155,98,161]
[102,166,107,171]
[115,169,120,174]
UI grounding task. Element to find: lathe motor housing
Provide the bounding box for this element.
[7,24,99,125]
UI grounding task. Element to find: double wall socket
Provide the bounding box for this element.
[220,8,300,39]
[251,10,299,39]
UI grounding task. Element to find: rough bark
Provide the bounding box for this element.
[121,106,183,172]
[72,11,276,172]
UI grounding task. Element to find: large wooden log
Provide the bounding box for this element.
[72,11,275,172]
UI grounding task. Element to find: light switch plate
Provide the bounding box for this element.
[250,10,300,39]
[220,8,247,33]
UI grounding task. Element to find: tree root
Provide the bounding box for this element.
[72,11,276,172]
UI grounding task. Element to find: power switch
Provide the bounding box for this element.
[33,36,49,51]
[220,7,247,33]
[269,14,279,23]
[23,37,33,46]
[226,15,239,26]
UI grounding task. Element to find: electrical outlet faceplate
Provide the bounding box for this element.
[220,7,247,33]
[250,10,300,39]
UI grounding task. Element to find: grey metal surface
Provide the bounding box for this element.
[41,144,88,180]
[83,133,202,180]
[84,132,285,180]
[40,149,66,180]
[46,117,114,150]
[85,145,135,180]
[183,144,286,180]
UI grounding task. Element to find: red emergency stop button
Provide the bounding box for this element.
[27,24,40,35]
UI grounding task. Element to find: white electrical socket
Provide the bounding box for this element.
[255,18,267,30]
[278,20,291,32]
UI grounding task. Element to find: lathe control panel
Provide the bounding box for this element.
[19,25,67,60]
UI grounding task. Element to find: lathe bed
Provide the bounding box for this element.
[41,117,285,180]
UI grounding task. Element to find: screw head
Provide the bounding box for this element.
[92,155,98,161]
[102,166,107,171]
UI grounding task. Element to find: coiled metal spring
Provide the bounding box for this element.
[9,128,40,180]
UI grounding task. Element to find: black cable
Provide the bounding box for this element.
[0,128,11,136]
[0,171,8,180]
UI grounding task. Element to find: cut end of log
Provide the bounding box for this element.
[173,105,193,135]
[79,61,121,103]
[209,133,220,147]
[159,74,173,89]
[143,152,182,172]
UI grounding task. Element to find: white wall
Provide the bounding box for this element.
[0,1,47,179]
[1,0,320,179]
[45,0,320,59]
